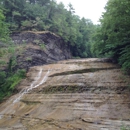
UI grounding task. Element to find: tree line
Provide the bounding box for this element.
[0,0,95,58]
[0,0,96,101]
[92,0,130,74]
[0,0,130,72]
[0,0,130,101]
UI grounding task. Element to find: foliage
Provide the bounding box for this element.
[26,57,32,61]
[0,0,97,101]
[92,0,130,73]
[40,43,46,50]
[0,0,96,58]
[0,69,26,101]
[120,125,130,130]
[0,42,26,102]
[0,9,10,41]
[0,45,26,101]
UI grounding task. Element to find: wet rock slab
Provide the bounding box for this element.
[0,58,130,130]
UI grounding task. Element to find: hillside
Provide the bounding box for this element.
[11,31,71,71]
[0,31,71,101]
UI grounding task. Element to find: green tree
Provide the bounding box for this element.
[93,0,130,73]
[0,0,26,30]
[0,9,9,41]
[0,0,96,58]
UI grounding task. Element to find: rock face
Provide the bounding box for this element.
[12,31,71,70]
[0,58,130,130]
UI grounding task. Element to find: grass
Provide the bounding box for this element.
[120,125,130,130]
[40,43,46,50]
[26,57,32,61]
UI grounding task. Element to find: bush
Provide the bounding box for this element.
[0,69,26,101]
[120,125,130,130]
[40,43,46,50]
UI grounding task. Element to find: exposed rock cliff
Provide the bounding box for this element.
[11,31,71,70]
[0,58,130,130]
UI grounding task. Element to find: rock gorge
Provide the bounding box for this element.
[0,58,130,130]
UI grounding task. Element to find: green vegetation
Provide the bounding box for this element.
[0,55,26,101]
[120,125,130,130]
[0,0,95,58]
[0,0,130,100]
[0,10,26,101]
[92,0,130,74]
[26,57,32,61]
[40,43,46,50]
[0,69,26,101]
[0,9,9,42]
[0,44,26,101]
[0,0,130,74]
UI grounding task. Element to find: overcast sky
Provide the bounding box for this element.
[56,0,108,24]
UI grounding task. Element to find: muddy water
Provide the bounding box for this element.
[0,58,129,130]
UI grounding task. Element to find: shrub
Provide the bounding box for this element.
[40,43,46,50]
[0,69,26,101]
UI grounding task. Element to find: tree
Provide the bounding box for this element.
[93,0,130,73]
[0,0,26,30]
[0,0,96,58]
[0,9,9,41]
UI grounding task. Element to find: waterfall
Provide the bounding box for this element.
[0,115,3,119]
[13,69,50,103]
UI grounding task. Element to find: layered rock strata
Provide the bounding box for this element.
[0,58,129,130]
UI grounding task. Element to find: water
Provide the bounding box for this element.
[0,115,3,120]
[13,69,50,103]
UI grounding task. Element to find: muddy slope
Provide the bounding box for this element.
[0,58,130,130]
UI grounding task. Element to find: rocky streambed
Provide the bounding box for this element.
[0,58,130,130]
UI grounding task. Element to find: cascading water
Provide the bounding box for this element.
[13,69,50,103]
[0,115,3,119]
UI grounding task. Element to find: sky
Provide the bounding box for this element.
[56,0,108,24]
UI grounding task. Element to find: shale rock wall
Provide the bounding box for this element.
[11,31,71,70]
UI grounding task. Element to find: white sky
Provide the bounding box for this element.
[56,0,108,24]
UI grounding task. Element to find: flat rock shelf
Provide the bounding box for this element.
[0,58,130,130]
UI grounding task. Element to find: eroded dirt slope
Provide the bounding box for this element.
[0,58,130,130]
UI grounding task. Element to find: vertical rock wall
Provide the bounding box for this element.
[11,31,72,70]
